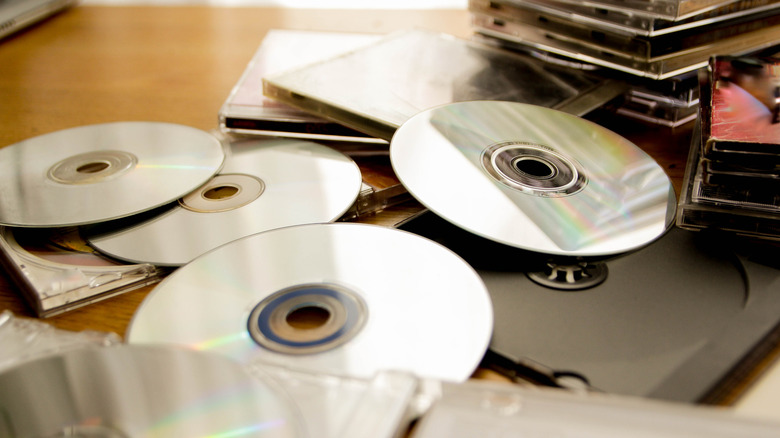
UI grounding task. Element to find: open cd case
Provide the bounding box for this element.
[263,29,628,141]
[0,226,167,318]
[399,208,780,404]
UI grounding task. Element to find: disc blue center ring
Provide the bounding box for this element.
[247,283,368,355]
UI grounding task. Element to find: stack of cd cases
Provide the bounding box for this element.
[677,53,780,239]
[470,0,780,126]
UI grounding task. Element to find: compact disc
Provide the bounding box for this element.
[0,122,225,227]
[85,138,363,266]
[0,345,303,437]
[127,223,493,382]
[390,101,676,257]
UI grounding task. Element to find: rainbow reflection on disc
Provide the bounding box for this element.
[390,101,676,258]
[127,223,493,383]
[0,122,224,227]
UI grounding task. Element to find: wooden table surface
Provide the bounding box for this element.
[0,4,708,389]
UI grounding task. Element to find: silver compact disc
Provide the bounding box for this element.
[0,345,303,437]
[127,223,493,382]
[86,138,363,266]
[0,122,225,227]
[390,101,676,257]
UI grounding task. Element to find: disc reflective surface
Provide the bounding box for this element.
[0,345,303,437]
[86,138,362,266]
[128,223,493,382]
[0,122,225,227]
[390,101,676,257]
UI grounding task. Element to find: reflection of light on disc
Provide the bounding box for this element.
[390,101,676,257]
[86,138,363,266]
[0,122,225,227]
[0,345,303,437]
[128,223,493,382]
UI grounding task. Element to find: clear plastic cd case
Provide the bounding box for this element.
[677,120,780,238]
[615,88,700,127]
[535,0,750,20]
[0,310,120,372]
[471,5,780,79]
[219,30,384,143]
[414,379,780,437]
[0,226,166,318]
[471,0,780,59]
[474,33,702,126]
[677,53,780,239]
[263,29,627,140]
[484,0,780,37]
[252,364,422,438]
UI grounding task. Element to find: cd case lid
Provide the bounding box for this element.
[263,29,627,141]
[414,379,780,437]
[219,29,385,143]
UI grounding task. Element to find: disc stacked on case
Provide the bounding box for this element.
[85,136,363,266]
[677,53,780,239]
[0,122,224,316]
[0,122,225,227]
[390,101,676,258]
[392,101,780,403]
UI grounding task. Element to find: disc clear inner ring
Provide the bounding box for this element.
[48,150,138,185]
[179,173,265,213]
[482,142,587,196]
[248,283,367,355]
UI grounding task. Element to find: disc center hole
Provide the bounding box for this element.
[286,305,331,330]
[203,185,239,200]
[514,157,555,179]
[76,161,110,174]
